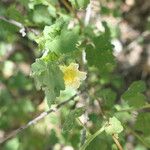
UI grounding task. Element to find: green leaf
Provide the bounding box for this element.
[80,126,105,150]
[43,18,65,40]
[101,6,111,15]
[36,18,79,54]
[69,0,90,9]
[86,23,115,74]
[41,51,59,62]
[62,107,85,132]
[45,29,79,54]
[135,113,150,136]
[35,18,65,49]
[31,59,65,107]
[99,88,116,109]
[127,80,146,93]
[4,138,20,150]
[49,129,59,146]
[31,5,52,25]
[86,46,115,74]
[31,59,46,76]
[7,5,25,23]
[86,135,108,150]
[122,81,146,108]
[28,0,49,9]
[104,117,123,135]
[93,22,112,50]
[0,20,18,41]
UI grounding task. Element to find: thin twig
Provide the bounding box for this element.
[0,93,80,144]
[61,0,73,13]
[80,126,105,150]
[61,0,83,31]
[0,16,39,36]
[80,128,87,146]
[112,134,124,150]
[0,16,24,28]
[0,16,27,37]
[118,104,150,112]
[96,99,107,119]
[96,99,123,150]
[84,2,92,26]
[77,118,91,136]
[96,100,123,150]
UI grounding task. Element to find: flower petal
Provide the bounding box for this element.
[70,63,79,70]
[78,72,87,80]
[60,63,86,89]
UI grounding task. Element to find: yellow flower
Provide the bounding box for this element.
[60,63,87,89]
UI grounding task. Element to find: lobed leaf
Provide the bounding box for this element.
[104,117,123,135]
[121,81,146,108]
[135,113,150,136]
[86,23,115,74]
[36,18,79,54]
[31,59,65,107]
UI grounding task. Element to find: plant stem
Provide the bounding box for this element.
[0,16,24,28]
[0,92,81,144]
[80,126,105,150]
[77,118,91,136]
[118,104,150,112]
[112,134,124,150]
[61,0,83,31]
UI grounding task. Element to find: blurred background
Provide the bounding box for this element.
[0,0,150,150]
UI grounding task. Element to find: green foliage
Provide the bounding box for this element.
[4,138,20,150]
[7,5,25,23]
[36,18,79,54]
[86,135,108,150]
[31,5,52,25]
[86,22,115,74]
[0,20,18,41]
[63,107,85,132]
[31,59,65,106]
[99,88,116,109]
[0,0,150,149]
[122,81,146,108]
[69,0,90,9]
[49,129,59,145]
[135,113,150,136]
[104,117,123,135]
